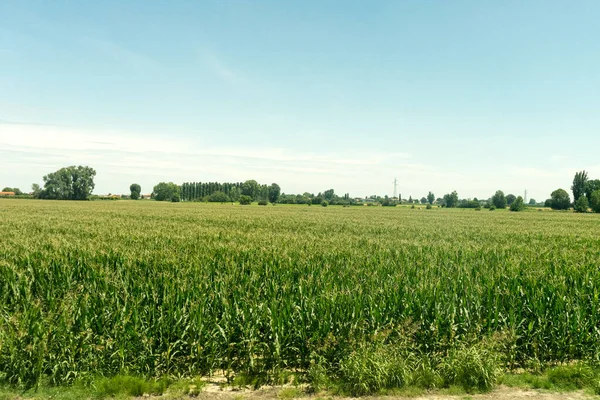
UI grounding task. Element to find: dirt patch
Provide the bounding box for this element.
[163,384,594,400]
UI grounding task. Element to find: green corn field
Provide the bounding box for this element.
[1,200,599,388]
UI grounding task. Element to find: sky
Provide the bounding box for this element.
[1,0,599,201]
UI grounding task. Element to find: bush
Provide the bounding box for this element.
[338,342,408,395]
[489,205,496,211]
[440,345,500,392]
[509,196,525,212]
[258,200,268,206]
[239,195,252,205]
[590,190,600,213]
[171,193,181,202]
[321,200,328,207]
[208,191,231,203]
[426,204,432,210]
[550,188,570,210]
[574,195,589,213]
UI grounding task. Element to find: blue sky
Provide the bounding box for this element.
[1,0,599,200]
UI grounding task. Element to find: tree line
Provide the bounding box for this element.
[3,165,600,213]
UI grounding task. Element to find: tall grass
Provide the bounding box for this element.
[1,200,599,389]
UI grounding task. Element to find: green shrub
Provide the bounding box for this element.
[321,200,328,207]
[258,200,268,206]
[338,342,408,395]
[208,191,231,203]
[95,375,168,397]
[239,195,252,205]
[440,345,499,392]
[509,196,525,212]
[426,204,432,210]
[590,190,600,213]
[574,195,589,213]
[489,205,496,211]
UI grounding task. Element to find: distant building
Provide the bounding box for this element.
[141,194,152,199]
[0,191,15,196]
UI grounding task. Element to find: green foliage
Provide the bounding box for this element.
[241,180,259,200]
[258,200,268,206]
[550,188,571,210]
[39,165,96,200]
[427,191,435,205]
[509,196,525,212]
[2,201,600,388]
[585,179,600,200]
[443,191,459,208]
[572,170,588,203]
[208,191,231,203]
[171,193,181,202]
[491,190,507,209]
[152,182,180,201]
[321,200,328,207]
[574,195,589,213]
[239,195,252,205]
[268,183,281,204]
[426,204,432,210]
[528,198,536,205]
[440,345,499,392]
[130,183,141,200]
[1,187,22,195]
[96,375,168,397]
[590,190,600,213]
[498,364,600,393]
[489,205,496,211]
[506,194,516,206]
[338,342,408,395]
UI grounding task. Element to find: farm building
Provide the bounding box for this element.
[0,191,16,196]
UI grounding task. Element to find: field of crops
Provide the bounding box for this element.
[1,200,600,390]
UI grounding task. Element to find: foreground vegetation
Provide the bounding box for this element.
[1,200,600,395]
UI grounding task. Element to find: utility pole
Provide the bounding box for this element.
[524,189,528,204]
[393,178,398,199]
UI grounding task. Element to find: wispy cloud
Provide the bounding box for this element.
[0,122,412,195]
[198,49,241,83]
[81,36,158,72]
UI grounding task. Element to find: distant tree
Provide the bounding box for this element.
[171,193,181,202]
[585,179,600,200]
[420,197,428,204]
[506,194,516,206]
[436,197,443,204]
[229,187,240,201]
[39,165,96,200]
[528,198,536,205]
[31,183,41,198]
[321,200,328,207]
[408,195,413,203]
[241,180,259,200]
[268,183,281,204]
[510,196,525,212]
[323,189,335,201]
[571,170,588,203]
[443,191,459,208]
[239,195,252,205]
[574,195,589,213]
[208,191,230,203]
[590,190,600,213]
[427,191,435,205]
[2,187,22,195]
[130,183,141,200]
[152,182,180,201]
[544,199,552,208]
[550,188,570,210]
[491,190,507,209]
